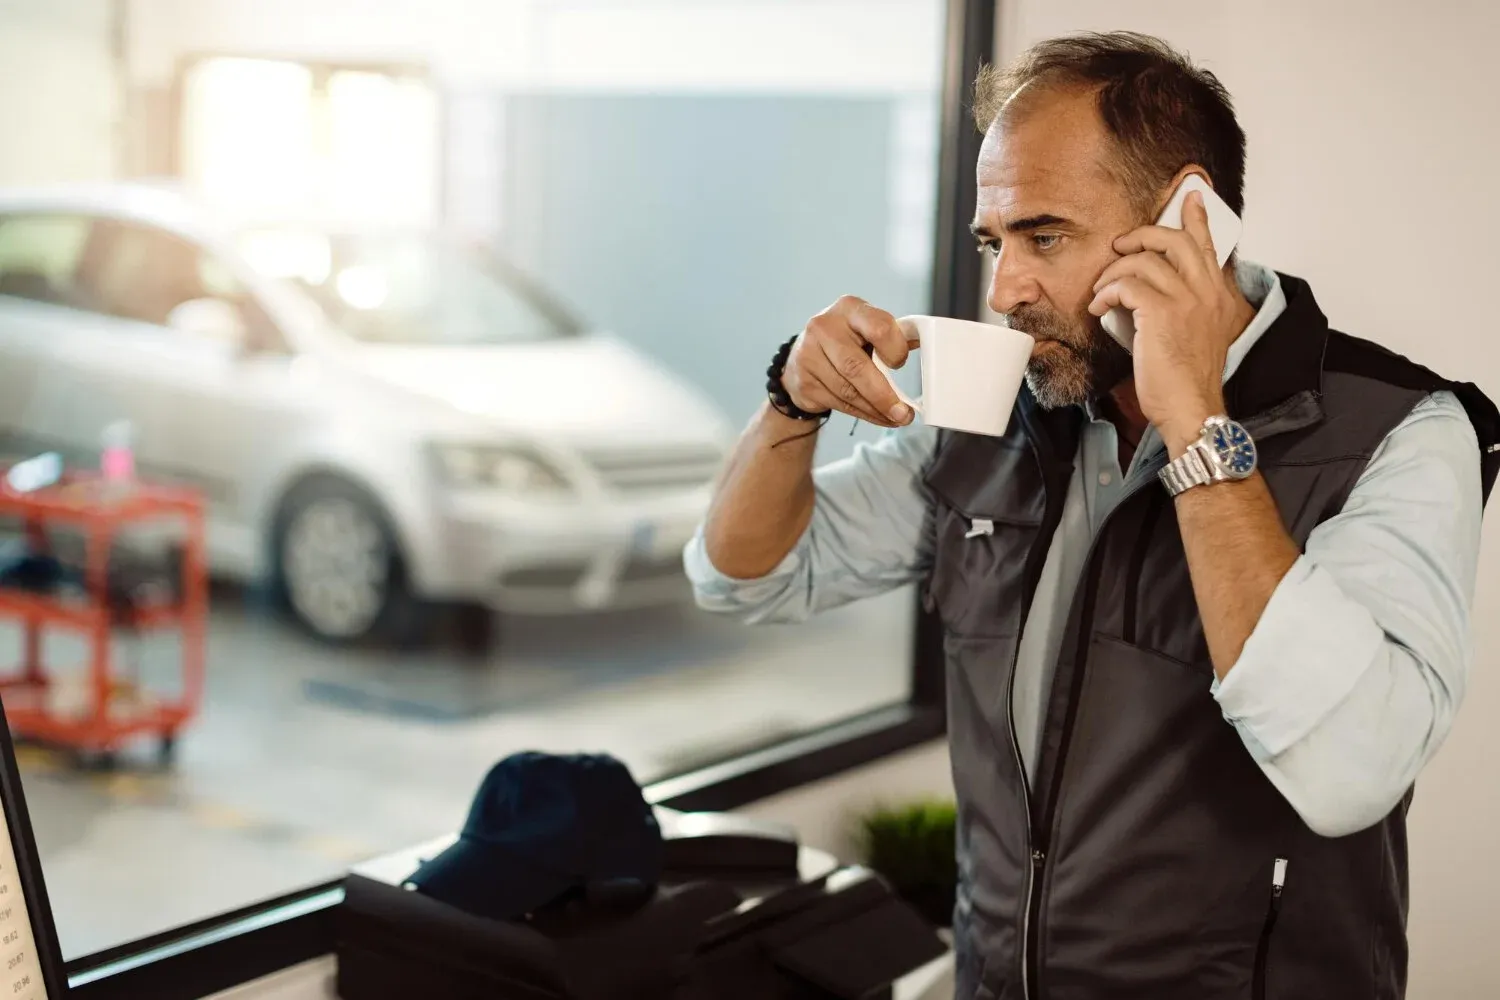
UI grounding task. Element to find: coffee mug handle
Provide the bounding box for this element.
[870,318,922,413]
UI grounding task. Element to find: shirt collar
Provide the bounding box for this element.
[1224,259,1285,383]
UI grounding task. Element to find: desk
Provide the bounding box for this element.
[340,803,948,1000]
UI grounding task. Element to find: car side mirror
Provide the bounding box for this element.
[167,297,247,349]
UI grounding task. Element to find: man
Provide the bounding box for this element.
[685,31,1500,1000]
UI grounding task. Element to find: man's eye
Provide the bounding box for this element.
[1033,233,1063,251]
[976,241,1001,258]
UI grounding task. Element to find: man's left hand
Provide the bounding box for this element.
[1087,189,1245,455]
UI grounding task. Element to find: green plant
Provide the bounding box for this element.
[854,799,958,928]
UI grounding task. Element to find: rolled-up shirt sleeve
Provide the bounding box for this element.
[1213,391,1484,838]
[683,423,939,625]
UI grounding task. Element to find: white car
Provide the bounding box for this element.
[0,185,733,647]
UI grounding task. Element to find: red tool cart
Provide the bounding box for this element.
[0,472,207,766]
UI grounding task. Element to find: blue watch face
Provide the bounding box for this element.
[1211,420,1258,477]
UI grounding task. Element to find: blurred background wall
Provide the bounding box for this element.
[0,0,117,184]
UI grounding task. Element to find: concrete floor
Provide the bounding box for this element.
[3,585,915,960]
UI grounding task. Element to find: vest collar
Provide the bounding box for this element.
[1225,272,1329,422]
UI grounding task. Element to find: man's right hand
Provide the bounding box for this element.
[781,296,914,427]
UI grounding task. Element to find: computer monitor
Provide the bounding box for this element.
[0,696,68,998]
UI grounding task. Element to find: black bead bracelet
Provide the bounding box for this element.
[765,334,831,421]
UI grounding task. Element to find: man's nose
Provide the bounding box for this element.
[986,244,1040,315]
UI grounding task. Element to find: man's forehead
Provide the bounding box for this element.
[974,93,1117,224]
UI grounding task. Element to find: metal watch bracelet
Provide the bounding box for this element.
[1159,439,1218,497]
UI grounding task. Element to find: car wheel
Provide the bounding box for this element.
[272,476,431,647]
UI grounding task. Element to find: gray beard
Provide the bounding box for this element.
[1011,318,1132,411]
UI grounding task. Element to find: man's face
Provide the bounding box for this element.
[971,87,1139,409]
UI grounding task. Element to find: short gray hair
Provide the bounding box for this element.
[973,31,1247,216]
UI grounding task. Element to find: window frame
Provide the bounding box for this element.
[59,2,994,995]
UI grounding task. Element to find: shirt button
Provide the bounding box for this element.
[1098,472,1114,487]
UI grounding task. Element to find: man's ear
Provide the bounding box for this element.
[1152,164,1213,218]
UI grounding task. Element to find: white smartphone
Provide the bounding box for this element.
[1101,173,1243,351]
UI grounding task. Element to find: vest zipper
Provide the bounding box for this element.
[1011,650,1041,1000]
[1019,847,1044,998]
[1024,463,1167,998]
[1011,405,1069,1000]
[1252,857,1288,1000]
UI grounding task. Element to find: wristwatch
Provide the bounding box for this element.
[1159,415,1258,497]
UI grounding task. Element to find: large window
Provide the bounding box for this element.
[0,0,960,975]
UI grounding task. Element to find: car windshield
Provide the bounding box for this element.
[239,230,584,345]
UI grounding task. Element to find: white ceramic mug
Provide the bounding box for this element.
[873,315,1034,437]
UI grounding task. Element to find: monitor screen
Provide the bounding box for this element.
[0,700,66,999]
[0,823,48,998]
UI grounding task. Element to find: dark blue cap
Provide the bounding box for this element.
[408,752,662,921]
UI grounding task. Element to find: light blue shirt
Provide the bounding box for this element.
[684,261,1485,838]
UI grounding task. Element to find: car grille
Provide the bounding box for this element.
[498,555,685,592]
[579,443,723,495]
[500,566,584,590]
[617,553,688,584]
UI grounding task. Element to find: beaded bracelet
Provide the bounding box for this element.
[765,334,831,420]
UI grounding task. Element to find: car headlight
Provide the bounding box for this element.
[429,444,572,494]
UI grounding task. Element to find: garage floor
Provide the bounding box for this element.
[4,585,914,960]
